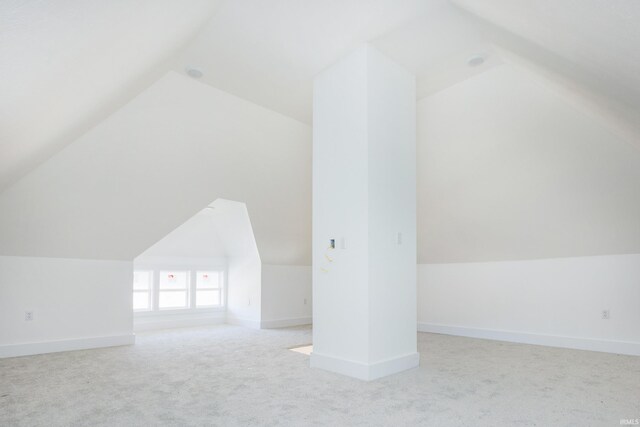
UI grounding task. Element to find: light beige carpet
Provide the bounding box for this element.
[1,325,638,426]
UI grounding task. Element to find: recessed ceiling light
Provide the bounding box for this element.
[186,67,203,79]
[467,55,485,67]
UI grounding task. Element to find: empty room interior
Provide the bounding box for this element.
[1,1,640,426]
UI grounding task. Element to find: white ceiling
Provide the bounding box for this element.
[174,0,498,123]
[137,206,228,259]
[137,199,259,260]
[418,64,640,263]
[0,72,311,263]
[0,0,221,190]
[2,0,638,191]
[1,0,639,264]
[452,0,640,144]
[453,0,640,110]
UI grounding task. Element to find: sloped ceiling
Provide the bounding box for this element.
[0,0,221,190]
[4,0,638,190]
[136,207,228,260]
[173,0,499,123]
[451,0,640,144]
[137,199,259,260]
[0,0,639,264]
[452,0,640,112]
[0,72,311,264]
[418,64,640,263]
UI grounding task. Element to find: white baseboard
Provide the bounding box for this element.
[260,317,312,329]
[0,334,135,359]
[135,315,226,332]
[226,316,261,329]
[310,351,420,381]
[418,322,640,356]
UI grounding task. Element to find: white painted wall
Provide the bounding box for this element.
[366,46,417,364]
[312,46,417,380]
[313,46,370,365]
[261,265,312,328]
[0,256,133,358]
[0,72,309,355]
[133,199,272,330]
[1,50,636,362]
[227,256,261,328]
[214,200,263,329]
[417,254,640,355]
[414,63,640,356]
[135,256,228,270]
[134,311,226,332]
[0,0,221,190]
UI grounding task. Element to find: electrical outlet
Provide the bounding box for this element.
[602,309,610,320]
[24,311,34,321]
[304,298,307,305]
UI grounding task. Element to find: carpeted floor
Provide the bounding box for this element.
[1,325,638,426]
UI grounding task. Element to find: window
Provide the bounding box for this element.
[159,270,189,309]
[196,271,223,307]
[133,271,152,311]
[133,267,225,313]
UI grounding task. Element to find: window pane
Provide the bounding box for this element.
[159,291,187,309]
[159,271,188,290]
[196,289,220,307]
[133,271,151,290]
[196,271,220,289]
[133,292,150,310]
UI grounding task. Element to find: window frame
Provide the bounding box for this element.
[158,270,190,310]
[133,264,227,316]
[194,270,224,308]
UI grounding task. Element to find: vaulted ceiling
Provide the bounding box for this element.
[0,0,221,190]
[3,0,639,191]
[0,0,638,264]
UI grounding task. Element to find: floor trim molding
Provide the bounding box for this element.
[0,334,135,359]
[417,322,640,356]
[260,317,312,329]
[311,351,420,381]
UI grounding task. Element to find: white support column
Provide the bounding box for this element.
[311,45,418,381]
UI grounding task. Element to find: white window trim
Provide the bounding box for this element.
[158,270,190,310]
[194,270,224,308]
[133,263,227,316]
